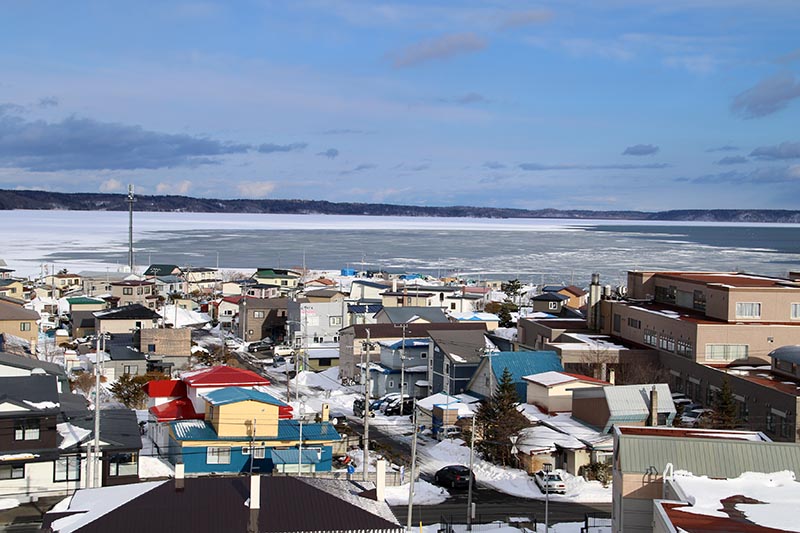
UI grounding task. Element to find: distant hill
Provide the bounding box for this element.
[2,189,799,223]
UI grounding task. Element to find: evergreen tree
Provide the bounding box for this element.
[501,279,523,304]
[476,367,530,466]
[711,377,739,429]
[497,305,514,328]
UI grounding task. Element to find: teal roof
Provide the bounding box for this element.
[271,448,323,465]
[204,387,288,407]
[171,419,341,442]
[67,297,104,305]
[489,351,563,401]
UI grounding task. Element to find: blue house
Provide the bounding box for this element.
[466,351,563,401]
[167,387,340,475]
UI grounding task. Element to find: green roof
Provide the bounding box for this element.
[617,433,800,477]
[67,297,105,305]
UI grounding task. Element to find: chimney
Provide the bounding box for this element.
[392,279,398,293]
[608,368,616,385]
[321,402,330,422]
[587,273,602,331]
[175,462,185,491]
[376,459,386,502]
[250,474,261,510]
[649,385,659,426]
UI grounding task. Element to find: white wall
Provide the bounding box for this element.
[0,459,86,503]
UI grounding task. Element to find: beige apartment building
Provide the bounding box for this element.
[110,280,157,308]
[600,271,800,442]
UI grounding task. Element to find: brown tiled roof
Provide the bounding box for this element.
[656,272,798,289]
[0,299,39,320]
[617,426,768,441]
[660,501,788,532]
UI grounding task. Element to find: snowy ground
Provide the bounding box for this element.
[419,439,610,503]
[384,480,450,506]
[417,521,611,533]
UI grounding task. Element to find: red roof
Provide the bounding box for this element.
[562,372,610,385]
[181,366,270,387]
[143,380,186,398]
[149,398,203,422]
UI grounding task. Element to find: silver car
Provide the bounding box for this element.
[533,470,566,494]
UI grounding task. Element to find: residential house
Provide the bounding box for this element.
[153,275,183,296]
[600,270,800,441]
[60,296,107,318]
[572,383,676,432]
[239,297,288,343]
[374,306,449,325]
[0,263,14,279]
[348,279,389,301]
[78,270,131,297]
[366,338,430,399]
[215,295,245,330]
[305,345,340,371]
[0,279,25,299]
[303,288,345,303]
[183,267,219,294]
[415,392,477,436]
[531,292,570,314]
[94,304,161,334]
[428,328,488,395]
[443,292,484,313]
[523,371,610,413]
[221,278,256,296]
[136,327,192,372]
[611,425,798,533]
[43,475,403,533]
[304,277,337,289]
[252,268,302,293]
[338,322,487,382]
[0,351,69,392]
[44,272,82,291]
[287,297,345,346]
[83,333,148,379]
[168,387,340,475]
[380,285,461,308]
[110,280,157,308]
[558,285,588,309]
[346,302,383,326]
[243,283,281,299]
[466,351,563,401]
[0,299,39,351]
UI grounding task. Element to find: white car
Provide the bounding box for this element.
[533,470,566,494]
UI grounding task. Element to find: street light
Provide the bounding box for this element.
[543,462,553,532]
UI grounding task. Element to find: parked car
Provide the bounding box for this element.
[273,345,295,357]
[384,397,414,416]
[436,425,462,441]
[353,398,374,418]
[681,408,714,427]
[434,465,475,489]
[370,393,400,412]
[533,470,566,494]
[247,339,273,353]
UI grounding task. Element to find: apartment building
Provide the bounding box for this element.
[600,271,800,442]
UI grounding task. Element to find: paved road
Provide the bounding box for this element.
[392,490,612,526]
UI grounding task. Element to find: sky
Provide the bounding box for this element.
[0,1,799,211]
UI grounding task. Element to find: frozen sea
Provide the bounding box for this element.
[5,210,800,285]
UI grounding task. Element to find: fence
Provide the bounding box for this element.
[270,469,405,486]
[438,513,537,532]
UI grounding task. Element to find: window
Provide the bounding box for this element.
[766,406,775,433]
[627,317,641,329]
[792,303,800,319]
[643,329,657,347]
[676,339,693,357]
[242,446,250,455]
[705,344,749,361]
[253,447,266,459]
[20,322,31,332]
[14,419,40,441]
[147,344,156,352]
[421,352,427,359]
[253,311,265,318]
[54,456,80,482]
[123,365,138,375]
[655,285,676,304]
[450,303,456,310]
[108,453,138,477]
[735,302,761,319]
[136,287,143,295]
[329,316,342,327]
[659,335,675,352]
[123,287,133,295]
[0,465,24,480]
[548,301,558,310]
[693,290,706,311]
[388,380,395,388]
[207,447,231,464]
[613,314,621,333]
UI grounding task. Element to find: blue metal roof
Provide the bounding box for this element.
[271,448,323,465]
[381,338,429,350]
[171,419,341,442]
[489,351,563,401]
[203,387,288,407]
[347,304,384,314]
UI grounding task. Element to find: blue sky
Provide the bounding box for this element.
[1,0,799,210]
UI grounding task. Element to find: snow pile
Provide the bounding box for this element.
[24,400,60,409]
[0,497,20,511]
[159,305,211,328]
[420,439,610,503]
[57,422,92,449]
[139,456,175,479]
[384,480,450,506]
[672,470,800,532]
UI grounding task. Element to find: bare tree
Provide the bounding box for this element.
[575,344,617,382]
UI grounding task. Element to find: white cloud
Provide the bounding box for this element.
[156,180,192,195]
[236,181,276,198]
[99,178,124,192]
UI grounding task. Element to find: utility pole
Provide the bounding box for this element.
[466,413,477,530]
[362,329,373,482]
[397,322,409,416]
[249,418,257,475]
[406,400,418,532]
[91,333,104,488]
[298,402,304,474]
[127,184,135,273]
[543,462,553,532]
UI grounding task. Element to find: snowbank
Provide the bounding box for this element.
[139,456,175,479]
[384,480,449,506]
[0,498,19,511]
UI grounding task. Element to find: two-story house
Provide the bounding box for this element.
[238,297,288,343]
[428,328,489,395]
[0,299,39,351]
[110,280,157,308]
[183,267,219,294]
[167,387,340,475]
[252,268,302,294]
[366,338,430,399]
[94,304,161,334]
[287,297,345,347]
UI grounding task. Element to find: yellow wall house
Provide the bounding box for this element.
[168,387,340,475]
[0,299,39,350]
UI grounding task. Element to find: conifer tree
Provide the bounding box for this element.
[711,377,739,429]
[476,367,529,465]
